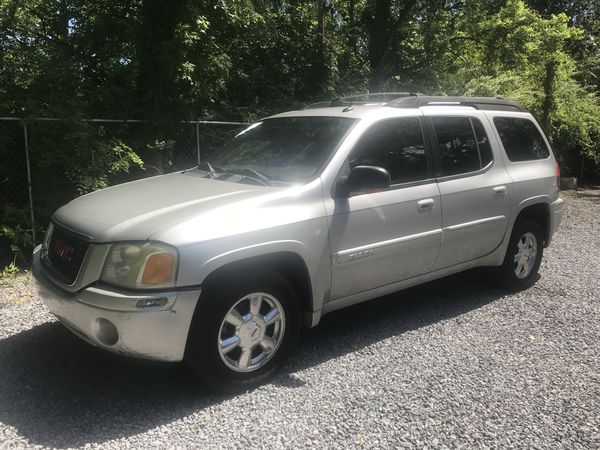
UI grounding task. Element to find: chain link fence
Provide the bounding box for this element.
[0,118,248,266]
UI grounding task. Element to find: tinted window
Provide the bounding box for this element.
[432,117,480,176]
[212,117,356,183]
[472,118,493,167]
[494,117,550,161]
[349,118,428,184]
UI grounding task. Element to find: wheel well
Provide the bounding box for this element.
[515,203,550,245]
[202,252,313,327]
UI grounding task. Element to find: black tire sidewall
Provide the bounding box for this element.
[185,269,300,392]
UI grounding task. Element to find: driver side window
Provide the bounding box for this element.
[349,117,428,185]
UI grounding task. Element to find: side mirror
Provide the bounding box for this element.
[335,165,391,198]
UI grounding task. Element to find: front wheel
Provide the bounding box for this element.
[185,269,300,392]
[496,219,544,290]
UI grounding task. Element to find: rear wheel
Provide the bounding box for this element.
[497,219,544,290]
[185,269,300,392]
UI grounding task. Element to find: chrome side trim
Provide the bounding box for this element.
[445,215,505,232]
[434,160,495,182]
[338,177,438,199]
[333,228,442,265]
[323,245,507,315]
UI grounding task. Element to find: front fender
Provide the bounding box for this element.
[176,218,332,322]
[200,240,309,282]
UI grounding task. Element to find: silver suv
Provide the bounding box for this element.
[33,95,565,391]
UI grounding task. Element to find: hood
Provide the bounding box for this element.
[53,171,281,242]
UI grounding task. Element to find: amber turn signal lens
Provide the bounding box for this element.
[141,252,175,285]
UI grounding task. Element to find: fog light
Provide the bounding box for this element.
[92,318,119,346]
[136,297,168,309]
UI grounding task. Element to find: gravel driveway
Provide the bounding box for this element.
[1,191,599,449]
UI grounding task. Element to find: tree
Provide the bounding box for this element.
[446,0,600,174]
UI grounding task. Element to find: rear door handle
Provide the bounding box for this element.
[493,186,507,196]
[417,198,435,210]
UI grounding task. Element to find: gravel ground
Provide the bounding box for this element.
[0,190,599,449]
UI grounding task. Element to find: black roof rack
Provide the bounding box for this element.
[305,93,526,112]
[304,92,422,109]
[339,92,422,103]
[388,95,526,112]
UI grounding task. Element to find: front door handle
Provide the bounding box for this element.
[493,186,507,196]
[417,198,435,210]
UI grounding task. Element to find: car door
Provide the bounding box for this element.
[327,116,443,300]
[424,112,513,268]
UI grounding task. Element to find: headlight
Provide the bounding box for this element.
[101,242,178,289]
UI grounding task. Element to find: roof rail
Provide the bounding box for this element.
[339,92,421,103]
[388,95,526,112]
[304,92,422,109]
[304,94,526,112]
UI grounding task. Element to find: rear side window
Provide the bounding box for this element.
[493,117,550,161]
[349,117,428,184]
[432,117,493,176]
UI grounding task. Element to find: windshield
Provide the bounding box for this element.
[209,116,356,184]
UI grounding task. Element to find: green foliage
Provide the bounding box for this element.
[65,135,145,193]
[0,223,31,252]
[0,261,19,280]
[93,138,145,185]
[146,139,175,153]
[0,213,33,268]
[443,0,600,175]
[108,140,145,175]
[552,80,600,170]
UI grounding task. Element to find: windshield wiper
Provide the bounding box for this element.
[239,168,272,186]
[205,161,217,179]
[199,162,272,186]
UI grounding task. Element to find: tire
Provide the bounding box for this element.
[185,268,300,392]
[496,218,544,290]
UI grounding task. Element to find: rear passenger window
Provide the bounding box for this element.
[349,117,428,184]
[432,117,494,176]
[494,117,550,161]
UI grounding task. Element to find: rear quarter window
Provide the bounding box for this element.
[493,117,550,162]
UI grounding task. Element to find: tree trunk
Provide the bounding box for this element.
[316,0,325,46]
[137,0,188,122]
[541,60,558,129]
[368,0,418,92]
[348,0,356,47]
[310,0,328,97]
[368,0,391,92]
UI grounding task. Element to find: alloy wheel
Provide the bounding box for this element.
[513,232,538,279]
[217,292,286,372]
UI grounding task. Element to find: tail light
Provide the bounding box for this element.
[556,163,561,189]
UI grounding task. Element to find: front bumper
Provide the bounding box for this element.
[33,246,201,362]
[548,197,565,246]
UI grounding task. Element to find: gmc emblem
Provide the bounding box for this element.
[52,239,73,262]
